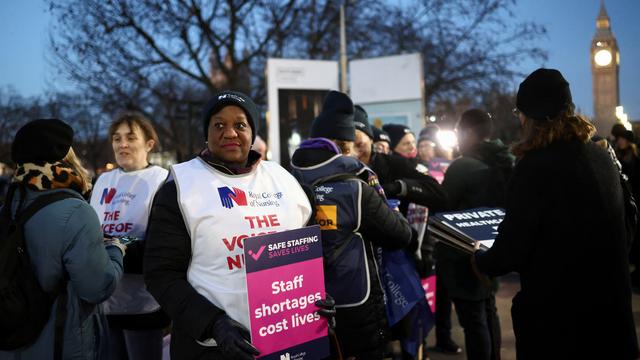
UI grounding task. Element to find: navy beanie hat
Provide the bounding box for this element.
[516,68,573,121]
[310,91,355,141]
[372,127,391,144]
[202,90,259,143]
[382,124,413,150]
[12,118,74,164]
[353,105,374,139]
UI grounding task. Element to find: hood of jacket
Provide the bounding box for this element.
[465,139,514,171]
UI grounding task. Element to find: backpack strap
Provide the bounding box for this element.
[15,191,78,225]
[13,189,77,360]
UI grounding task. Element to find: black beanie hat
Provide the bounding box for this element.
[353,105,374,139]
[11,118,74,164]
[202,90,259,143]
[382,124,413,150]
[611,123,627,138]
[516,68,572,121]
[621,130,635,143]
[372,127,391,144]
[310,91,355,141]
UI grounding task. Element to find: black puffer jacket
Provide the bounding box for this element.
[291,147,412,359]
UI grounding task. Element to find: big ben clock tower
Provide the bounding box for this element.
[591,0,620,135]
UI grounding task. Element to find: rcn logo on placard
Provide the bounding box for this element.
[218,187,248,209]
[100,188,117,205]
[280,353,290,360]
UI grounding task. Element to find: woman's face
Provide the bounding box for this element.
[112,123,153,172]
[617,137,631,150]
[418,140,435,162]
[394,133,417,157]
[374,141,390,154]
[354,129,372,164]
[207,105,252,167]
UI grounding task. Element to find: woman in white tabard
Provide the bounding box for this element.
[143,91,327,360]
[90,112,169,360]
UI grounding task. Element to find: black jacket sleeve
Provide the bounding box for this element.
[143,180,225,341]
[384,155,448,212]
[474,158,540,276]
[359,183,412,250]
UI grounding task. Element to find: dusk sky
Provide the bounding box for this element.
[1,0,639,121]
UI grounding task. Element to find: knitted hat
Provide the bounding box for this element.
[11,119,74,164]
[353,105,374,139]
[310,91,355,141]
[202,90,259,143]
[620,130,635,143]
[382,124,413,150]
[372,127,391,144]
[516,68,572,121]
[611,123,627,138]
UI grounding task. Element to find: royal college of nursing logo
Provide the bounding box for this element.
[218,186,248,209]
[100,188,117,205]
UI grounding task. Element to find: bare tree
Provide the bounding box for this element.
[379,0,547,111]
[46,0,546,158]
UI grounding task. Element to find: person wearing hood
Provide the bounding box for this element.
[143,91,317,359]
[291,91,413,360]
[436,109,514,360]
[474,68,638,359]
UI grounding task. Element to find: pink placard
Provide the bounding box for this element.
[244,226,329,360]
[421,275,437,314]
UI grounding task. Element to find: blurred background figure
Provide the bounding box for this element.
[437,109,514,360]
[373,127,392,154]
[252,135,268,160]
[417,138,437,166]
[613,129,640,289]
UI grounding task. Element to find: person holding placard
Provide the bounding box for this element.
[473,68,638,359]
[143,91,318,360]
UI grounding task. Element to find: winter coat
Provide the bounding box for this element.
[0,188,124,360]
[436,140,514,300]
[475,139,639,359]
[291,147,413,359]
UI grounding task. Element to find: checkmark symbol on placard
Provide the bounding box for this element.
[248,245,266,261]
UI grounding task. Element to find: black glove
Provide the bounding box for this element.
[315,294,336,330]
[209,314,260,360]
[382,180,402,197]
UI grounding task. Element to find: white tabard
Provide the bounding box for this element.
[90,165,168,314]
[172,158,312,332]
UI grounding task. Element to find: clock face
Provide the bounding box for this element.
[594,49,613,66]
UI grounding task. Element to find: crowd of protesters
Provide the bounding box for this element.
[0,67,638,360]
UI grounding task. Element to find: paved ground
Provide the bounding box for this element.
[425,273,640,360]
